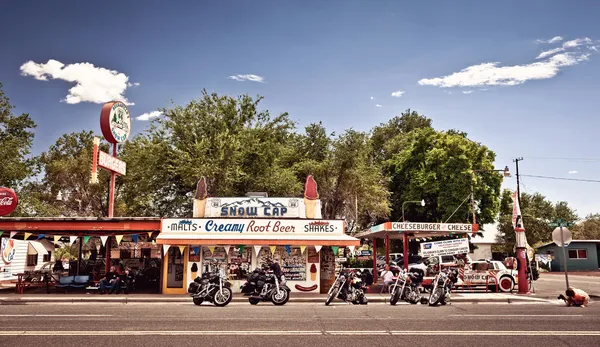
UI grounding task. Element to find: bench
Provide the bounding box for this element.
[55,275,91,293]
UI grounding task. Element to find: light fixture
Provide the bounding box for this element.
[503,166,511,177]
[420,199,425,207]
[56,191,63,201]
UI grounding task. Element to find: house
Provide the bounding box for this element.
[1,238,54,285]
[469,223,500,260]
[536,240,600,272]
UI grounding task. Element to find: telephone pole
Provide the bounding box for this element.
[513,157,528,294]
[513,157,523,207]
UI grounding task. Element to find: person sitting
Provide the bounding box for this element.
[99,266,121,294]
[380,265,394,293]
[558,287,590,307]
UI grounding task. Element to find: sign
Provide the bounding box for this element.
[100,101,131,143]
[98,150,126,175]
[204,197,321,219]
[0,187,18,216]
[1,238,16,264]
[335,257,348,263]
[420,238,470,258]
[390,222,478,233]
[552,227,572,247]
[161,218,344,235]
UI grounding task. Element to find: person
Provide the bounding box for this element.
[558,287,590,307]
[380,265,394,293]
[99,266,121,294]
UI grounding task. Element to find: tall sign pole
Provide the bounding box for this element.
[550,218,574,290]
[94,101,131,273]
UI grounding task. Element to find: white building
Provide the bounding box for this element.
[1,238,54,285]
[469,223,500,260]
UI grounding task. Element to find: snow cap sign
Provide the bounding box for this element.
[100,101,131,143]
[0,187,18,216]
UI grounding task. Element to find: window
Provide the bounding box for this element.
[43,252,51,262]
[568,249,588,259]
[26,254,38,266]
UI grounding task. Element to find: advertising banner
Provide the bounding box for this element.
[420,238,470,258]
[391,222,476,233]
[161,218,345,235]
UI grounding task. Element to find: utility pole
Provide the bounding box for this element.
[513,157,527,294]
[514,157,523,207]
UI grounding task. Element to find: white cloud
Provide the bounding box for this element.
[227,74,265,83]
[136,111,163,121]
[568,170,579,174]
[375,104,383,107]
[128,82,140,87]
[537,37,593,59]
[370,96,374,100]
[20,59,136,105]
[391,90,405,98]
[537,36,563,44]
[462,90,473,94]
[418,51,591,88]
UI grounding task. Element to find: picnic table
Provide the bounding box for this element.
[13,271,58,294]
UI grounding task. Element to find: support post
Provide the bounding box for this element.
[403,233,409,270]
[77,236,82,276]
[105,142,117,274]
[385,234,390,266]
[514,157,528,294]
[560,225,570,289]
[372,238,377,283]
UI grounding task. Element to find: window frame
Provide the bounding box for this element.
[568,249,588,260]
[26,254,38,266]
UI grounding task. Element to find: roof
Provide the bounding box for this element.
[0,217,161,235]
[537,240,600,248]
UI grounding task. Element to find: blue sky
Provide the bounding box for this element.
[1,0,600,217]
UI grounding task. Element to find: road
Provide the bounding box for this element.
[1,301,599,347]
[535,273,600,296]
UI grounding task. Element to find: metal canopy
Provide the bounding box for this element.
[355,221,479,240]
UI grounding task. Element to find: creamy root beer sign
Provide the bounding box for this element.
[161,219,344,235]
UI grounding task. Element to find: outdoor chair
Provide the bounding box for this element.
[70,275,90,289]
[55,276,74,293]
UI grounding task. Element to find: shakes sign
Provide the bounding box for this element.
[161,218,343,235]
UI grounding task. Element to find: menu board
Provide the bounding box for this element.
[227,246,252,281]
[257,247,307,281]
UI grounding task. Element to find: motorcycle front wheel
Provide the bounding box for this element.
[214,287,233,307]
[325,286,337,306]
[428,287,444,306]
[271,288,289,306]
[390,288,400,306]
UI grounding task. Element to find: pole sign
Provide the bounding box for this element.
[0,187,18,216]
[97,150,126,175]
[100,101,131,143]
[390,222,478,232]
[420,238,470,258]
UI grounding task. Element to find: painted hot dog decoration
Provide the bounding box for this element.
[304,175,319,219]
[295,284,318,292]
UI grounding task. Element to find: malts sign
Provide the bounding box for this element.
[0,187,18,216]
[161,218,344,235]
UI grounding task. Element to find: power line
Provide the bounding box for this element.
[523,156,600,162]
[520,174,600,183]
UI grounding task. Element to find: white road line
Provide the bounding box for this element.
[448,314,584,317]
[0,315,112,317]
[0,330,599,336]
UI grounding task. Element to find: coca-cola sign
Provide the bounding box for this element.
[0,188,18,216]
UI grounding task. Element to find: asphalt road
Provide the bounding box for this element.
[1,301,599,347]
[535,274,600,296]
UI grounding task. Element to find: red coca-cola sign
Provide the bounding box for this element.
[0,188,18,216]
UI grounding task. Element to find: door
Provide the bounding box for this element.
[162,246,187,294]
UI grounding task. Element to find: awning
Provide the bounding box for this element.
[27,241,49,255]
[156,232,360,246]
[355,221,479,240]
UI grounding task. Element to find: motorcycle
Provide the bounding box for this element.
[389,268,424,305]
[241,262,290,305]
[187,267,233,307]
[427,268,458,306]
[325,267,368,305]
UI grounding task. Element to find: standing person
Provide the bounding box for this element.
[380,265,394,293]
[558,287,590,307]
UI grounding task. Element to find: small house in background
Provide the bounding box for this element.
[537,240,600,272]
[1,238,54,284]
[470,223,500,261]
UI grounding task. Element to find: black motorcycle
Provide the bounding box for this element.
[390,268,425,305]
[325,267,368,305]
[187,268,233,307]
[241,262,290,305]
[427,268,458,306]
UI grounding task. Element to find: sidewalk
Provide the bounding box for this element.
[0,291,558,305]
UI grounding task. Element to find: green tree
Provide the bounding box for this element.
[496,190,578,253]
[0,82,37,188]
[572,213,600,240]
[371,109,432,163]
[385,127,503,225]
[18,131,111,217]
[119,91,300,217]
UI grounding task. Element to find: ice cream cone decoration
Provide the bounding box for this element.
[310,263,317,281]
[193,176,208,217]
[304,175,319,219]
